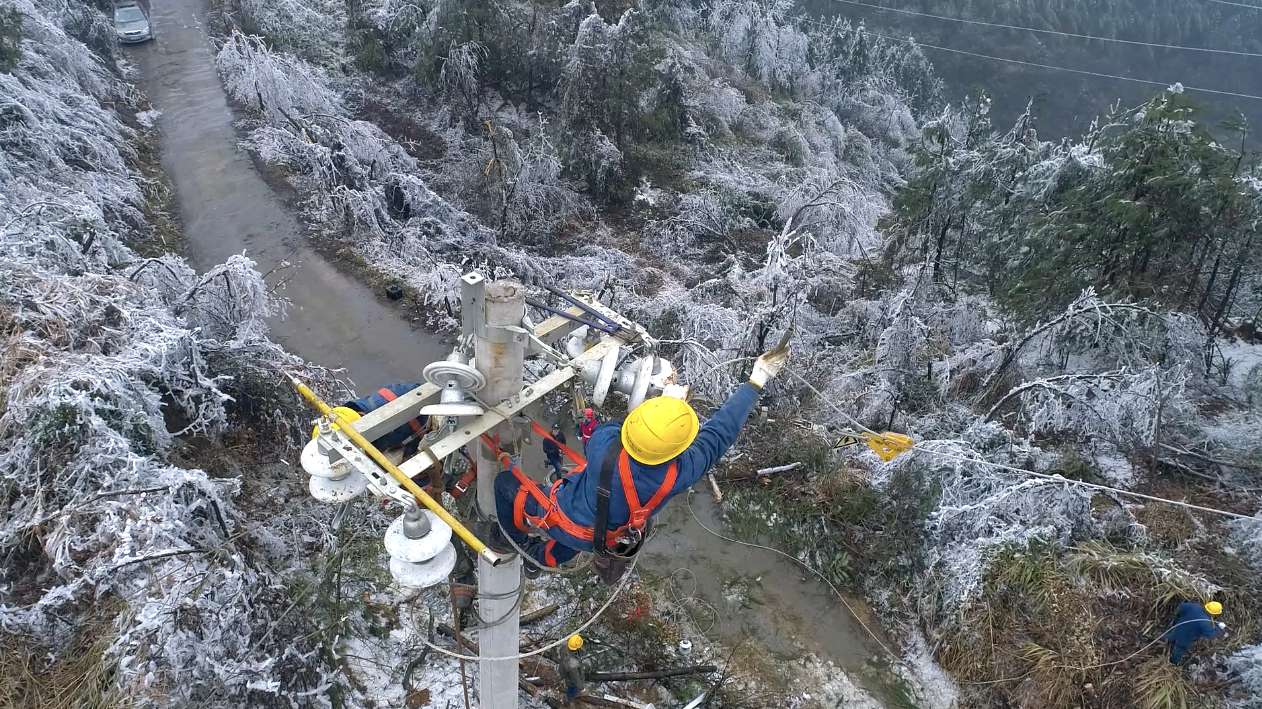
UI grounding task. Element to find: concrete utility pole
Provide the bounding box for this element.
[465,273,526,709]
[302,271,670,709]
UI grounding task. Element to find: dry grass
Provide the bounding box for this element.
[1067,541,1219,609]
[1019,642,1081,707]
[1133,655,1199,709]
[0,621,123,709]
[0,307,47,412]
[942,536,1240,709]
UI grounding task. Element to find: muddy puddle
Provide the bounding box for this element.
[127,0,906,703]
[645,491,908,704]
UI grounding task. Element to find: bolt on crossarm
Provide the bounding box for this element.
[289,376,499,562]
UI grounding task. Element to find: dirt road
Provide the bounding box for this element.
[129,0,447,387]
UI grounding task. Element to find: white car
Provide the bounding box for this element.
[113,3,152,44]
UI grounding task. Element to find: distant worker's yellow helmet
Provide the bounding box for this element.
[567,634,584,652]
[621,396,699,465]
[311,406,361,439]
[1205,601,1223,616]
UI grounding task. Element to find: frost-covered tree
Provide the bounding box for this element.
[889,89,1262,326]
[2,2,347,703]
[484,118,592,240]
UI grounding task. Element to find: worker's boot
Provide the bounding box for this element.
[522,561,543,580]
[479,519,516,556]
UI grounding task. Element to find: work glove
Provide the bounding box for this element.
[749,339,790,389]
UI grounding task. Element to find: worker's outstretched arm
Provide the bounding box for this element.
[674,340,789,489]
[675,383,761,489]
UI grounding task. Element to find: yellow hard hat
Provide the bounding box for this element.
[621,396,699,465]
[1205,601,1223,616]
[567,634,584,652]
[311,406,361,439]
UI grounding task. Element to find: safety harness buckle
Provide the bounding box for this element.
[628,508,651,529]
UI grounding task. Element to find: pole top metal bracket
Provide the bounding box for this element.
[461,272,486,338]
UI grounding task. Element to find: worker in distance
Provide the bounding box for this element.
[491,339,789,582]
[1166,599,1227,664]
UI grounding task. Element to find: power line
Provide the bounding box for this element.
[789,13,1262,102]
[824,0,1262,57]
[906,39,1262,102]
[1208,0,1262,9]
[781,368,1259,522]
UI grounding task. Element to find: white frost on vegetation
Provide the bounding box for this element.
[1,0,342,704]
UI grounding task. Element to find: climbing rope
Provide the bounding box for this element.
[962,618,1217,685]
[494,517,593,576]
[663,568,720,638]
[421,538,645,662]
[684,491,897,660]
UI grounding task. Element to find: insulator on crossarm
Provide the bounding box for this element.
[420,351,487,418]
[384,507,456,588]
[301,437,368,503]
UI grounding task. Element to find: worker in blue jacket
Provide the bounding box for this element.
[542,423,568,481]
[326,382,444,493]
[492,343,789,573]
[312,383,430,452]
[1166,600,1226,664]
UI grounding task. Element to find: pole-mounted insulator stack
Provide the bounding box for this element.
[384,506,457,588]
[302,419,369,503]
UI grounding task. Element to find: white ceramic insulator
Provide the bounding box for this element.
[301,438,349,480]
[593,345,621,407]
[309,473,368,502]
[383,510,453,563]
[613,361,638,395]
[628,355,656,410]
[389,543,457,588]
[565,329,589,359]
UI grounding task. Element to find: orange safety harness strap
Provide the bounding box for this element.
[479,420,676,550]
[618,450,677,529]
[376,388,426,437]
[451,464,477,498]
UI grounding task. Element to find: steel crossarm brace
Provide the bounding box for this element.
[351,382,440,442]
[397,338,622,478]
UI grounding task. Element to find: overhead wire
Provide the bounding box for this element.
[822,0,1262,56]
[787,14,1262,101]
[421,539,645,662]
[685,491,897,659]
[1207,0,1262,8]
[778,368,1258,522]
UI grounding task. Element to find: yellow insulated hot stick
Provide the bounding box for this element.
[289,376,504,565]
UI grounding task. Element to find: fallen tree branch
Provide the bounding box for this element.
[109,546,204,572]
[1161,443,1262,472]
[579,696,652,709]
[522,603,561,626]
[588,665,718,682]
[755,462,802,477]
[706,474,723,504]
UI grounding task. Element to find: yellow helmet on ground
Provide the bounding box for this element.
[1205,601,1223,616]
[311,406,362,439]
[567,634,584,652]
[621,396,699,465]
